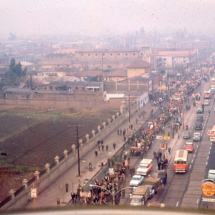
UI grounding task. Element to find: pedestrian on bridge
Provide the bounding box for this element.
[95,150,98,157]
[57,198,60,207]
[168,147,171,154]
[65,183,69,192]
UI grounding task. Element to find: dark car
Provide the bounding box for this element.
[195,122,202,130]
[183,131,190,139]
[197,114,203,122]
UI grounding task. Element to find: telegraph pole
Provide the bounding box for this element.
[76,124,81,185]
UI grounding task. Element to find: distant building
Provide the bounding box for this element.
[127,60,151,78]
[156,50,197,69]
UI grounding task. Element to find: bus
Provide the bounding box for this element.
[174,150,188,173]
[204,90,211,99]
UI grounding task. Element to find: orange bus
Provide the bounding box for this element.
[174,150,188,173]
[204,90,211,99]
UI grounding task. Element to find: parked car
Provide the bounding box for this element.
[193,132,201,142]
[185,141,194,152]
[183,131,190,139]
[129,175,144,187]
[195,122,202,130]
[197,114,203,122]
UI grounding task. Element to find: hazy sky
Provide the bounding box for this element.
[0,0,215,36]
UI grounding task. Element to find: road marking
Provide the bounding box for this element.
[189,165,192,169]
[193,154,196,158]
[206,162,208,166]
[211,142,213,145]
[197,145,199,148]
[191,159,193,163]
[176,201,179,207]
[210,146,211,150]
[207,156,209,160]
[209,151,210,155]
[197,199,199,204]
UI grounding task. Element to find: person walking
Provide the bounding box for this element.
[136,118,138,124]
[57,198,60,207]
[120,129,122,135]
[65,183,69,192]
[95,150,98,157]
[101,144,104,151]
[89,162,92,171]
[113,142,116,150]
[106,144,109,151]
[98,144,100,151]
[168,147,171,154]
[117,129,119,135]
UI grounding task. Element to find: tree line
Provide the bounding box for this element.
[0,58,27,89]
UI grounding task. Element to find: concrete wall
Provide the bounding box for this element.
[1,101,138,211]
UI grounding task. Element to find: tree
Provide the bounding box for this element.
[9,58,16,71]
[15,63,22,77]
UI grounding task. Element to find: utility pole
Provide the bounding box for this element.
[129,91,130,124]
[76,124,81,185]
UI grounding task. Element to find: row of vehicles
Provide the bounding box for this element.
[129,158,167,206]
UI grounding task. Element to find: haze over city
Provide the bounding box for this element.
[0,0,215,36]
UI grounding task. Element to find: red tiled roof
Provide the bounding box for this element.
[127,60,151,68]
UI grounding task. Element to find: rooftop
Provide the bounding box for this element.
[127,60,151,68]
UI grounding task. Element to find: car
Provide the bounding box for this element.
[193,132,201,142]
[196,107,203,113]
[208,170,215,180]
[197,114,203,122]
[185,141,194,152]
[195,122,202,130]
[183,131,190,139]
[204,99,210,106]
[136,159,153,176]
[129,175,144,187]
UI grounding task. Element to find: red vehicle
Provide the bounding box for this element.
[204,90,211,99]
[174,150,188,173]
[185,141,194,153]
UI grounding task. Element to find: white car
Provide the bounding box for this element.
[193,132,201,142]
[129,175,144,187]
[136,159,153,176]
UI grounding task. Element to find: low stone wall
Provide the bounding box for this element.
[0,102,138,211]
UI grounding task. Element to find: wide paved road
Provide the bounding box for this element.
[122,82,215,208]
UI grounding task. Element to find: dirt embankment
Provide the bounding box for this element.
[0,106,116,201]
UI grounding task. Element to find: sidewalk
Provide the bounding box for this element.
[26,102,158,209]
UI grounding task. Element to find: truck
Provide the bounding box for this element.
[143,176,162,193]
[130,185,150,206]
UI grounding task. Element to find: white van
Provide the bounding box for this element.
[208,170,215,180]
